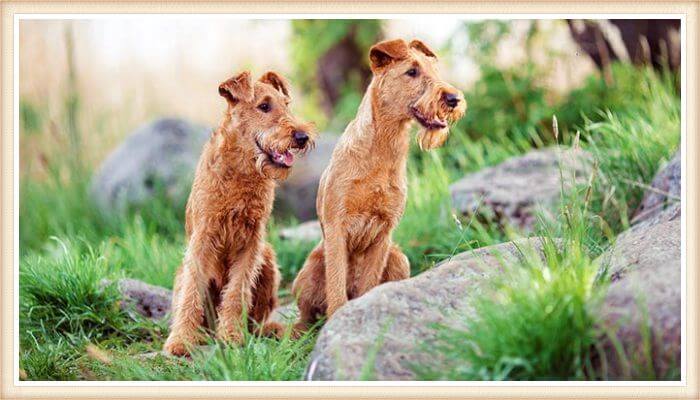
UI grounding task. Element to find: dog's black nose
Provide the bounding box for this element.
[293,131,309,147]
[443,93,460,108]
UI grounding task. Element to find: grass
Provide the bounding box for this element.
[18,60,680,381]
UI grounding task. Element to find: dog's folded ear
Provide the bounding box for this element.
[259,71,291,101]
[409,39,438,59]
[369,39,409,72]
[219,71,254,105]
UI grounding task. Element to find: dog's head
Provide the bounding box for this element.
[218,71,316,180]
[368,38,466,150]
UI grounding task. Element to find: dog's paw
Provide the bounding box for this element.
[163,336,191,357]
[290,322,310,340]
[259,321,285,338]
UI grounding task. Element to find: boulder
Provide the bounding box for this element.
[449,148,592,231]
[279,220,322,242]
[114,278,172,320]
[91,118,211,215]
[595,219,681,379]
[631,150,681,228]
[270,302,299,325]
[275,135,338,221]
[305,237,556,381]
[113,277,298,327]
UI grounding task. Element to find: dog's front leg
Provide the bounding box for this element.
[354,238,390,297]
[164,232,215,356]
[216,233,263,345]
[324,224,349,318]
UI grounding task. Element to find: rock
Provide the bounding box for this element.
[596,219,681,379]
[115,278,172,320]
[114,277,299,328]
[305,237,556,381]
[450,148,592,231]
[279,220,322,242]
[270,302,299,325]
[275,135,338,221]
[631,150,681,227]
[91,118,211,215]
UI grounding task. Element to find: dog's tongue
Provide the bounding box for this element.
[272,150,294,167]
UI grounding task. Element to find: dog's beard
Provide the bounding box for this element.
[413,92,466,151]
[417,127,450,151]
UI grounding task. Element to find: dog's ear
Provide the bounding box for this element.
[369,39,409,72]
[218,71,254,105]
[259,71,291,100]
[409,39,438,59]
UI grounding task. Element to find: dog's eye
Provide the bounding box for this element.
[405,68,419,77]
[257,103,271,113]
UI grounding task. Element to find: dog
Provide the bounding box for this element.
[163,71,315,356]
[291,38,466,331]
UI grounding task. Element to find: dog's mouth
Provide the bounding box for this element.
[410,106,447,130]
[256,140,295,168]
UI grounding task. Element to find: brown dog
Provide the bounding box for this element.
[163,71,315,356]
[291,39,466,331]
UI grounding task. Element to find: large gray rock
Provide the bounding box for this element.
[114,278,172,320]
[279,220,322,242]
[305,237,556,381]
[91,118,211,214]
[275,135,339,221]
[270,302,299,325]
[596,219,681,379]
[450,148,592,231]
[631,150,681,228]
[114,277,298,327]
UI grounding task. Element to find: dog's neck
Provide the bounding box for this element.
[345,81,413,166]
[208,118,276,189]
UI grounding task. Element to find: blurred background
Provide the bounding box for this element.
[19,17,681,245]
[19,18,600,173]
[19,18,679,174]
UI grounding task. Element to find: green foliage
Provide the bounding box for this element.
[20,338,82,381]
[462,21,512,63]
[452,64,552,146]
[19,240,151,342]
[19,166,185,256]
[290,20,381,129]
[20,100,43,135]
[290,20,380,91]
[581,67,680,237]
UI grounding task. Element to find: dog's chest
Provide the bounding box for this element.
[192,182,273,242]
[346,172,406,214]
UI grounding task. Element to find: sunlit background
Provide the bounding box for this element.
[20,18,595,174]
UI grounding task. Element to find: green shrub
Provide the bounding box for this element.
[20,240,138,341]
